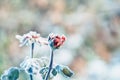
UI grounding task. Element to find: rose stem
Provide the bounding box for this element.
[45,49,54,80]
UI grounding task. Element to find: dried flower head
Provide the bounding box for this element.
[16,31,48,47]
[48,33,66,49]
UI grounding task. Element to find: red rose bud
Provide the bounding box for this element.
[48,34,66,49]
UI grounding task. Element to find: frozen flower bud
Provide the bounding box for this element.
[1,67,19,80]
[16,31,48,47]
[48,33,66,49]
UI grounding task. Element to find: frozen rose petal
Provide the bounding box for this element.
[48,33,66,49]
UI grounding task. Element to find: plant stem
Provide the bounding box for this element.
[29,74,33,80]
[29,43,34,80]
[45,49,54,80]
[31,43,34,58]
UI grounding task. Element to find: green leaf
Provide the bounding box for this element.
[39,67,49,79]
[51,68,57,76]
[61,67,73,77]
[54,65,74,78]
[7,67,19,80]
[1,67,19,80]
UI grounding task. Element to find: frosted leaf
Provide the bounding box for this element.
[1,67,19,80]
[20,57,49,75]
[55,65,74,78]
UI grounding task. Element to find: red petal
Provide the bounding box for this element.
[32,35,38,38]
[61,36,66,41]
